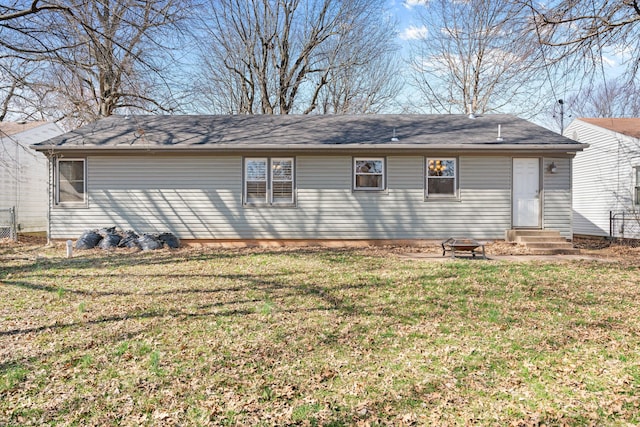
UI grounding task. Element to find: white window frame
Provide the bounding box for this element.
[244,157,268,204]
[353,157,385,191]
[425,157,457,198]
[270,158,294,205]
[243,157,295,206]
[55,158,87,206]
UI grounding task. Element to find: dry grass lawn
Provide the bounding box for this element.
[1,240,639,426]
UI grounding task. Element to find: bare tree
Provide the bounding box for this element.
[526,1,640,82]
[0,58,43,122]
[0,1,67,22]
[192,0,400,115]
[0,62,21,122]
[316,50,404,114]
[408,0,551,116]
[1,0,191,126]
[563,78,640,119]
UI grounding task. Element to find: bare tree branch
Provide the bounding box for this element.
[0,0,67,21]
[409,0,551,116]
[1,0,191,126]
[193,0,399,115]
[565,78,640,118]
[525,0,640,82]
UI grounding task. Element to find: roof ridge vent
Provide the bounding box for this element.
[390,128,399,142]
[467,104,475,119]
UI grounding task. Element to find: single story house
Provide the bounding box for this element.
[31,114,586,245]
[565,118,640,239]
[0,121,64,233]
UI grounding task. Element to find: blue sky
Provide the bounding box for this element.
[389,0,424,42]
[385,0,631,126]
[388,0,629,78]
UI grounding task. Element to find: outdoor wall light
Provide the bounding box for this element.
[548,162,557,174]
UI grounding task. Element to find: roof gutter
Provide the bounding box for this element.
[31,143,589,154]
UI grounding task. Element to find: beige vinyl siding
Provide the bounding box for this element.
[458,156,512,236]
[51,156,242,238]
[50,154,548,241]
[543,157,572,239]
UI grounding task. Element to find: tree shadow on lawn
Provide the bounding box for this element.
[0,272,292,297]
[0,294,265,339]
[2,275,629,425]
[1,272,388,339]
[0,246,391,279]
[0,294,372,375]
[0,263,404,382]
[0,324,152,374]
[0,247,257,279]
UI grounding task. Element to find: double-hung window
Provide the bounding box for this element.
[244,157,294,205]
[426,158,457,198]
[354,158,385,191]
[56,158,86,206]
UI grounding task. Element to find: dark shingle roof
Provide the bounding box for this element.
[31,114,585,152]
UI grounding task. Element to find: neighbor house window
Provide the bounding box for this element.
[426,158,457,197]
[354,158,385,190]
[56,158,86,205]
[244,157,294,205]
[635,167,640,205]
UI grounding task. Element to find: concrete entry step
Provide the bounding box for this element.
[529,247,581,255]
[506,229,563,241]
[505,229,580,255]
[516,236,570,244]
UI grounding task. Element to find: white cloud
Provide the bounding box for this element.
[601,56,616,68]
[399,25,428,40]
[403,0,426,9]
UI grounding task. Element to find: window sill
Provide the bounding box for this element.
[424,196,461,202]
[353,188,388,194]
[54,203,89,209]
[243,203,297,208]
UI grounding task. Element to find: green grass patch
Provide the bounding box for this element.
[1,245,639,425]
[1,364,29,392]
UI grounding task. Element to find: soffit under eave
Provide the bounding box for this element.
[31,144,588,157]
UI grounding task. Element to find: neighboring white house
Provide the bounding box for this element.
[565,118,640,238]
[0,121,64,233]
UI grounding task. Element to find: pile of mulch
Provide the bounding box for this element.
[572,236,612,250]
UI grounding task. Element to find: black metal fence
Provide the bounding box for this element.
[0,207,17,241]
[610,211,640,239]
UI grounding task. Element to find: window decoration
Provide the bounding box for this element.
[426,158,456,197]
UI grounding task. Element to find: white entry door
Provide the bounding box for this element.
[512,158,540,227]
